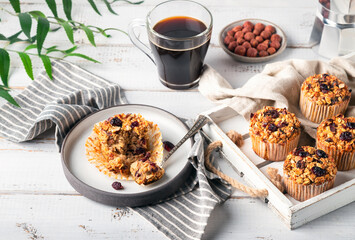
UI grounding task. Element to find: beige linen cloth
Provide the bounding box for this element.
[199,53,355,139]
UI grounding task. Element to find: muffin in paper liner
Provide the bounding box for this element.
[283,146,337,202]
[316,115,355,171]
[299,74,351,124]
[85,113,164,180]
[249,106,301,161]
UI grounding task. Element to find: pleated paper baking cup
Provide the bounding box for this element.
[85,120,163,180]
[283,173,335,202]
[317,140,355,171]
[299,89,350,124]
[250,132,300,161]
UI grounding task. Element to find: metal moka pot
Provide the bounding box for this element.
[310,0,355,58]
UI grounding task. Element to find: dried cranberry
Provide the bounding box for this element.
[264,110,279,118]
[322,73,329,79]
[277,121,288,128]
[110,117,122,127]
[329,123,337,133]
[293,147,304,156]
[250,113,254,118]
[163,141,175,152]
[134,147,146,155]
[296,160,306,169]
[325,138,333,142]
[313,159,323,164]
[340,131,353,142]
[131,121,139,128]
[307,84,312,90]
[112,181,124,190]
[320,83,329,93]
[316,149,328,158]
[311,166,326,177]
[268,123,278,132]
[135,172,141,178]
[349,89,352,93]
[262,122,268,128]
[141,152,151,162]
[346,122,355,129]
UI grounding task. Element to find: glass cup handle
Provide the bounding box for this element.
[128,19,155,64]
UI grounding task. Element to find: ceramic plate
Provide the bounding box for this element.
[61,104,193,207]
[219,18,287,63]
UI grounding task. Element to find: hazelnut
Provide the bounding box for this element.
[270,34,282,42]
[270,41,281,49]
[236,37,245,45]
[242,41,251,49]
[232,25,242,32]
[254,23,265,31]
[227,30,235,37]
[265,25,276,33]
[250,39,259,47]
[244,32,255,41]
[259,50,269,57]
[255,36,263,43]
[246,47,258,57]
[242,27,253,33]
[253,29,261,36]
[224,35,235,45]
[228,41,238,51]
[263,40,270,46]
[234,31,244,39]
[256,43,268,51]
[243,21,254,30]
[260,30,271,39]
[234,46,246,56]
[267,47,276,55]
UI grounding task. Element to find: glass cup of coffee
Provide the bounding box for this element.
[128,0,212,90]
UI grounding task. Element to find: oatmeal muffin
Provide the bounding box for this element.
[283,146,337,201]
[300,73,351,123]
[130,159,164,185]
[249,106,301,161]
[85,113,163,181]
[317,114,355,171]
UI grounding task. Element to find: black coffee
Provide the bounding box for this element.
[150,16,210,90]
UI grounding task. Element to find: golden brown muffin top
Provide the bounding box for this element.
[317,114,355,152]
[249,106,301,144]
[283,146,337,185]
[301,73,351,106]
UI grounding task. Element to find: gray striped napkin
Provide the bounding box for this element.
[0,60,231,240]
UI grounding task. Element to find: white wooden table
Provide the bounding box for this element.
[1,0,355,239]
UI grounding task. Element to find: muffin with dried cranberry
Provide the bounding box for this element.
[283,146,337,201]
[317,114,355,171]
[300,73,351,123]
[249,106,301,161]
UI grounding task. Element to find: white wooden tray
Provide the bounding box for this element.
[200,104,355,229]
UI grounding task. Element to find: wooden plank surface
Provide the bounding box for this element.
[1,0,354,239]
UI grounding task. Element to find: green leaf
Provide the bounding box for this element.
[0,88,20,107]
[24,44,37,51]
[81,24,96,46]
[0,49,10,87]
[36,17,50,55]
[8,31,22,41]
[65,53,100,63]
[88,0,101,15]
[29,11,46,20]
[112,0,144,4]
[9,0,21,13]
[45,45,60,54]
[0,34,7,41]
[58,20,74,44]
[64,45,77,54]
[45,0,58,17]
[19,13,32,39]
[62,0,73,21]
[40,55,53,80]
[103,0,118,15]
[18,52,34,80]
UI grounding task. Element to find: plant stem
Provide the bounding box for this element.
[5,48,64,61]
